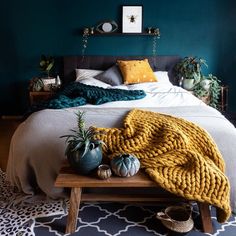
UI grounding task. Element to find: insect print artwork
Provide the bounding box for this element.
[127,15,138,23]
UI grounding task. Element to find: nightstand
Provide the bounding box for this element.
[29,91,55,105]
[218,85,228,112]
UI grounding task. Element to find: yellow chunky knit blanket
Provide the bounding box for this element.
[96,109,231,223]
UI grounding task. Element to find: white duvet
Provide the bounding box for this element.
[6,81,236,213]
[78,81,206,108]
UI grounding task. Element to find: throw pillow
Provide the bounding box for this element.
[79,78,111,88]
[154,71,173,86]
[75,69,103,81]
[117,59,157,84]
[94,64,123,86]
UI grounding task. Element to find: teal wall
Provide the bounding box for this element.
[1,0,236,115]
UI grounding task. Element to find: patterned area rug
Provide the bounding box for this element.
[1,169,236,236]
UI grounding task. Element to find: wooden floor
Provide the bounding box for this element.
[0,118,21,171]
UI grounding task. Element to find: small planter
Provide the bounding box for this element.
[67,144,102,175]
[97,164,112,179]
[182,79,196,91]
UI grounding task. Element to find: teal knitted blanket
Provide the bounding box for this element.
[31,82,146,111]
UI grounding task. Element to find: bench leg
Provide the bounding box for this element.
[66,187,82,234]
[198,202,213,233]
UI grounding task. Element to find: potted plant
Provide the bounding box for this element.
[60,111,105,175]
[39,54,56,91]
[40,54,54,78]
[175,56,208,90]
[175,56,221,109]
[193,74,221,108]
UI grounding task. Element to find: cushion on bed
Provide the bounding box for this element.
[94,64,123,86]
[154,71,173,86]
[75,69,103,81]
[117,59,157,84]
[79,78,111,88]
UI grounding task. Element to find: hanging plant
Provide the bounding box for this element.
[82,28,90,59]
[152,28,161,56]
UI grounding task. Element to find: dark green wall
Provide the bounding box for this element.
[1,0,236,115]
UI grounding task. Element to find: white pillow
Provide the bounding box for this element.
[79,78,111,89]
[75,69,103,81]
[154,71,173,86]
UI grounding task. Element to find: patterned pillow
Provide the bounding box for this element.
[117,59,157,84]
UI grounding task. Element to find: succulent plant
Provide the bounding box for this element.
[60,111,105,157]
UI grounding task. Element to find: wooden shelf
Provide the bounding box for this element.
[91,32,158,36]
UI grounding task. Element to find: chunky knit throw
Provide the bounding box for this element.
[31,82,146,112]
[96,109,231,223]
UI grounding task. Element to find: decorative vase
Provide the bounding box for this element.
[67,144,102,175]
[56,75,62,88]
[97,164,112,179]
[42,77,56,91]
[182,79,196,91]
[110,154,140,177]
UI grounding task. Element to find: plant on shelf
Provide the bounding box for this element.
[38,54,61,91]
[175,56,221,109]
[39,54,55,78]
[60,111,105,175]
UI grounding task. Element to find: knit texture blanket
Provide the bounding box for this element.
[31,82,146,112]
[95,109,231,223]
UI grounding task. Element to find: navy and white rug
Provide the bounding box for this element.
[1,169,236,236]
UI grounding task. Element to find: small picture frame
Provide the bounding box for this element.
[122,5,143,33]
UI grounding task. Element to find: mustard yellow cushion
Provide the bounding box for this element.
[117,59,157,84]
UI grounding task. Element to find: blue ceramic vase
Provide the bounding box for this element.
[67,143,102,175]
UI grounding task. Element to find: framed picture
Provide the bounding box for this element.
[122,5,143,33]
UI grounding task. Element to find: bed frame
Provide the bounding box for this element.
[62,55,213,233]
[63,55,181,85]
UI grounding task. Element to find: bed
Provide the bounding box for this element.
[6,55,236,216]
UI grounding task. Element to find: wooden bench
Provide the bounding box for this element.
[55,164,213,234]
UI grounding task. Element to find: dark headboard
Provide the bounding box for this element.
[63,55,181,85]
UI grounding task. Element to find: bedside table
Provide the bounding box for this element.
[29,91,55,105]
[218,85,228,112]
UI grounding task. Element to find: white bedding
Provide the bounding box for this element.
[78,81,206,108]
[6,81,236,213]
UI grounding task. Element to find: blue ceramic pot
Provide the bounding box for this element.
[67,143,102,175]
